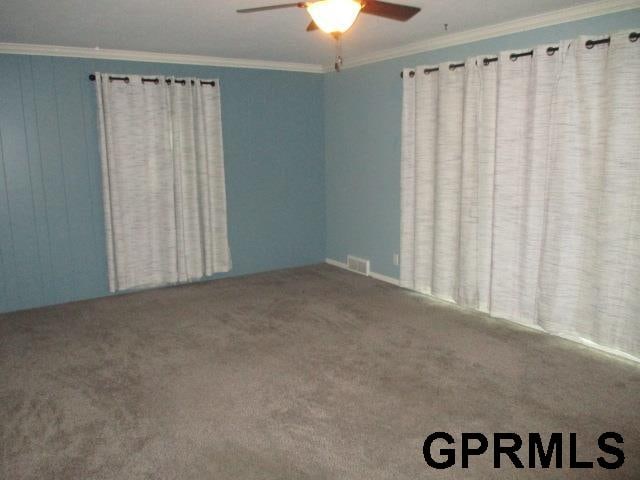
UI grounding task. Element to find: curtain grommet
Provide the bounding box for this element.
[510,54,518,62]
[546,47,557,56]
[585,40,595,49]
[630,32,639,43]
[409,70,415,78]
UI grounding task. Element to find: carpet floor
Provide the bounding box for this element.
[1,264,639,479]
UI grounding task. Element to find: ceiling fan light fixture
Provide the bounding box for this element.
[306,0,362,34]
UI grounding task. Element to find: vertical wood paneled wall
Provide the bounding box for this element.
[0,55,107,312]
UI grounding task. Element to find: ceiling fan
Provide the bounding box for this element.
[237,0,421,71]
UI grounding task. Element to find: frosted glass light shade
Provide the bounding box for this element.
[307,0,362,34]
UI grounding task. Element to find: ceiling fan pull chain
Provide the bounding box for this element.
[334,33,344,72]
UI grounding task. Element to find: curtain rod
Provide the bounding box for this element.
[400,33,638,78]
[88,74,216,86]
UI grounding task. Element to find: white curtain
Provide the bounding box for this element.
[96,73,231,292]
[400,30,640,358]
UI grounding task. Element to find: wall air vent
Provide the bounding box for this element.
[346,255,370,276]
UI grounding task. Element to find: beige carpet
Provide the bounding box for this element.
[1,264,639,479]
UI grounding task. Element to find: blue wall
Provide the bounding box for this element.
[2,10,638,313]
[0,56,325,313]
[324,10,640,279]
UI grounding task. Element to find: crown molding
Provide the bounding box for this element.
[0,43,325,74]
[0,0,636,75]
[334,0,639,71]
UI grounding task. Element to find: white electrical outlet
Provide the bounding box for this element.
[393,253,400,266]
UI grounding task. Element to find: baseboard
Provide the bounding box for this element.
[325,257,349,269]
[326,258,638,364]
[369,271,400,286]
[325,258,400,286]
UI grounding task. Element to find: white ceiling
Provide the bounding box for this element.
[0,0,630,67]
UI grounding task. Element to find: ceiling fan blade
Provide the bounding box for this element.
[237,3,304,13]
[306,20,318,31]
[361,0,420,21]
